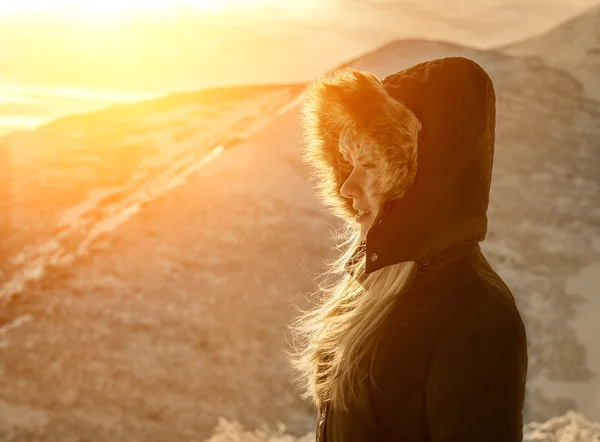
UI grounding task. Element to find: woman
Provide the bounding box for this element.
[287,57,528,442]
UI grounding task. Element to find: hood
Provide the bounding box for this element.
[301,56,496,275]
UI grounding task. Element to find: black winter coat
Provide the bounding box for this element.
[315,57,529,442]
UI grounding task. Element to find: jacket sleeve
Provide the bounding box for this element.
[424,299,528,442]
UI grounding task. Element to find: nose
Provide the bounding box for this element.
[340,168,363,199]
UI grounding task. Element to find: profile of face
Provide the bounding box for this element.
[338,137,382,240]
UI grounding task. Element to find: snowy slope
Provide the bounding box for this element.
[0,85,304,302]
[500,4,600,100]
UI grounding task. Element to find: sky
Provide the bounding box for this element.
[0,0,292,14]
[1,0,599,134]
[0,0,325,19]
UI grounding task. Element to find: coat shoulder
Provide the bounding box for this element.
[450,253,528,360]
[469,252,526,326]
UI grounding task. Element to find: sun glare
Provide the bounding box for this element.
[0,0,232,16]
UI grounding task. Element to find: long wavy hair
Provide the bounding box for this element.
[285,68,422,413]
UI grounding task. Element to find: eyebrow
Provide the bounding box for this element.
[337,140,349,159]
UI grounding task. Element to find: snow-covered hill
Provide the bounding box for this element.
[500,4,600,100]
[1,11,600,442]
[0,85,304,301]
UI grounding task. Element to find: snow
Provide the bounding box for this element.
[560,262,600,415]
[0,315,33,349]
[523,411,600,442]
[0,399,49,438]
[203,411,600,442]
[502,4,600,100]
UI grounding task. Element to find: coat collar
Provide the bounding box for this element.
[345,238,481,288]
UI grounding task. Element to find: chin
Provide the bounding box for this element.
[360,222,373,240]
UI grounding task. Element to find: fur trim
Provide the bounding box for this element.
[300,68,422,223]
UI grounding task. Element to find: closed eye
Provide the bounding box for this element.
[338,155,352,167]
[362,163,376,169]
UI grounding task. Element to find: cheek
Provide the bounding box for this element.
[366,172,390,208]
[364,174,380,201]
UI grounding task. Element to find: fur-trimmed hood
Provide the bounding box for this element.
[301,56,496,274]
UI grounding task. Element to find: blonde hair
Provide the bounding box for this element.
[286,233,418,412]
[285,68,422,413]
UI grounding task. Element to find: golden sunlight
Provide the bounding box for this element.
[0,0,255,16]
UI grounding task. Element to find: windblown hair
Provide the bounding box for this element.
[286,68,423,412]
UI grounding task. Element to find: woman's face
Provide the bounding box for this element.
[338,138,381,240]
